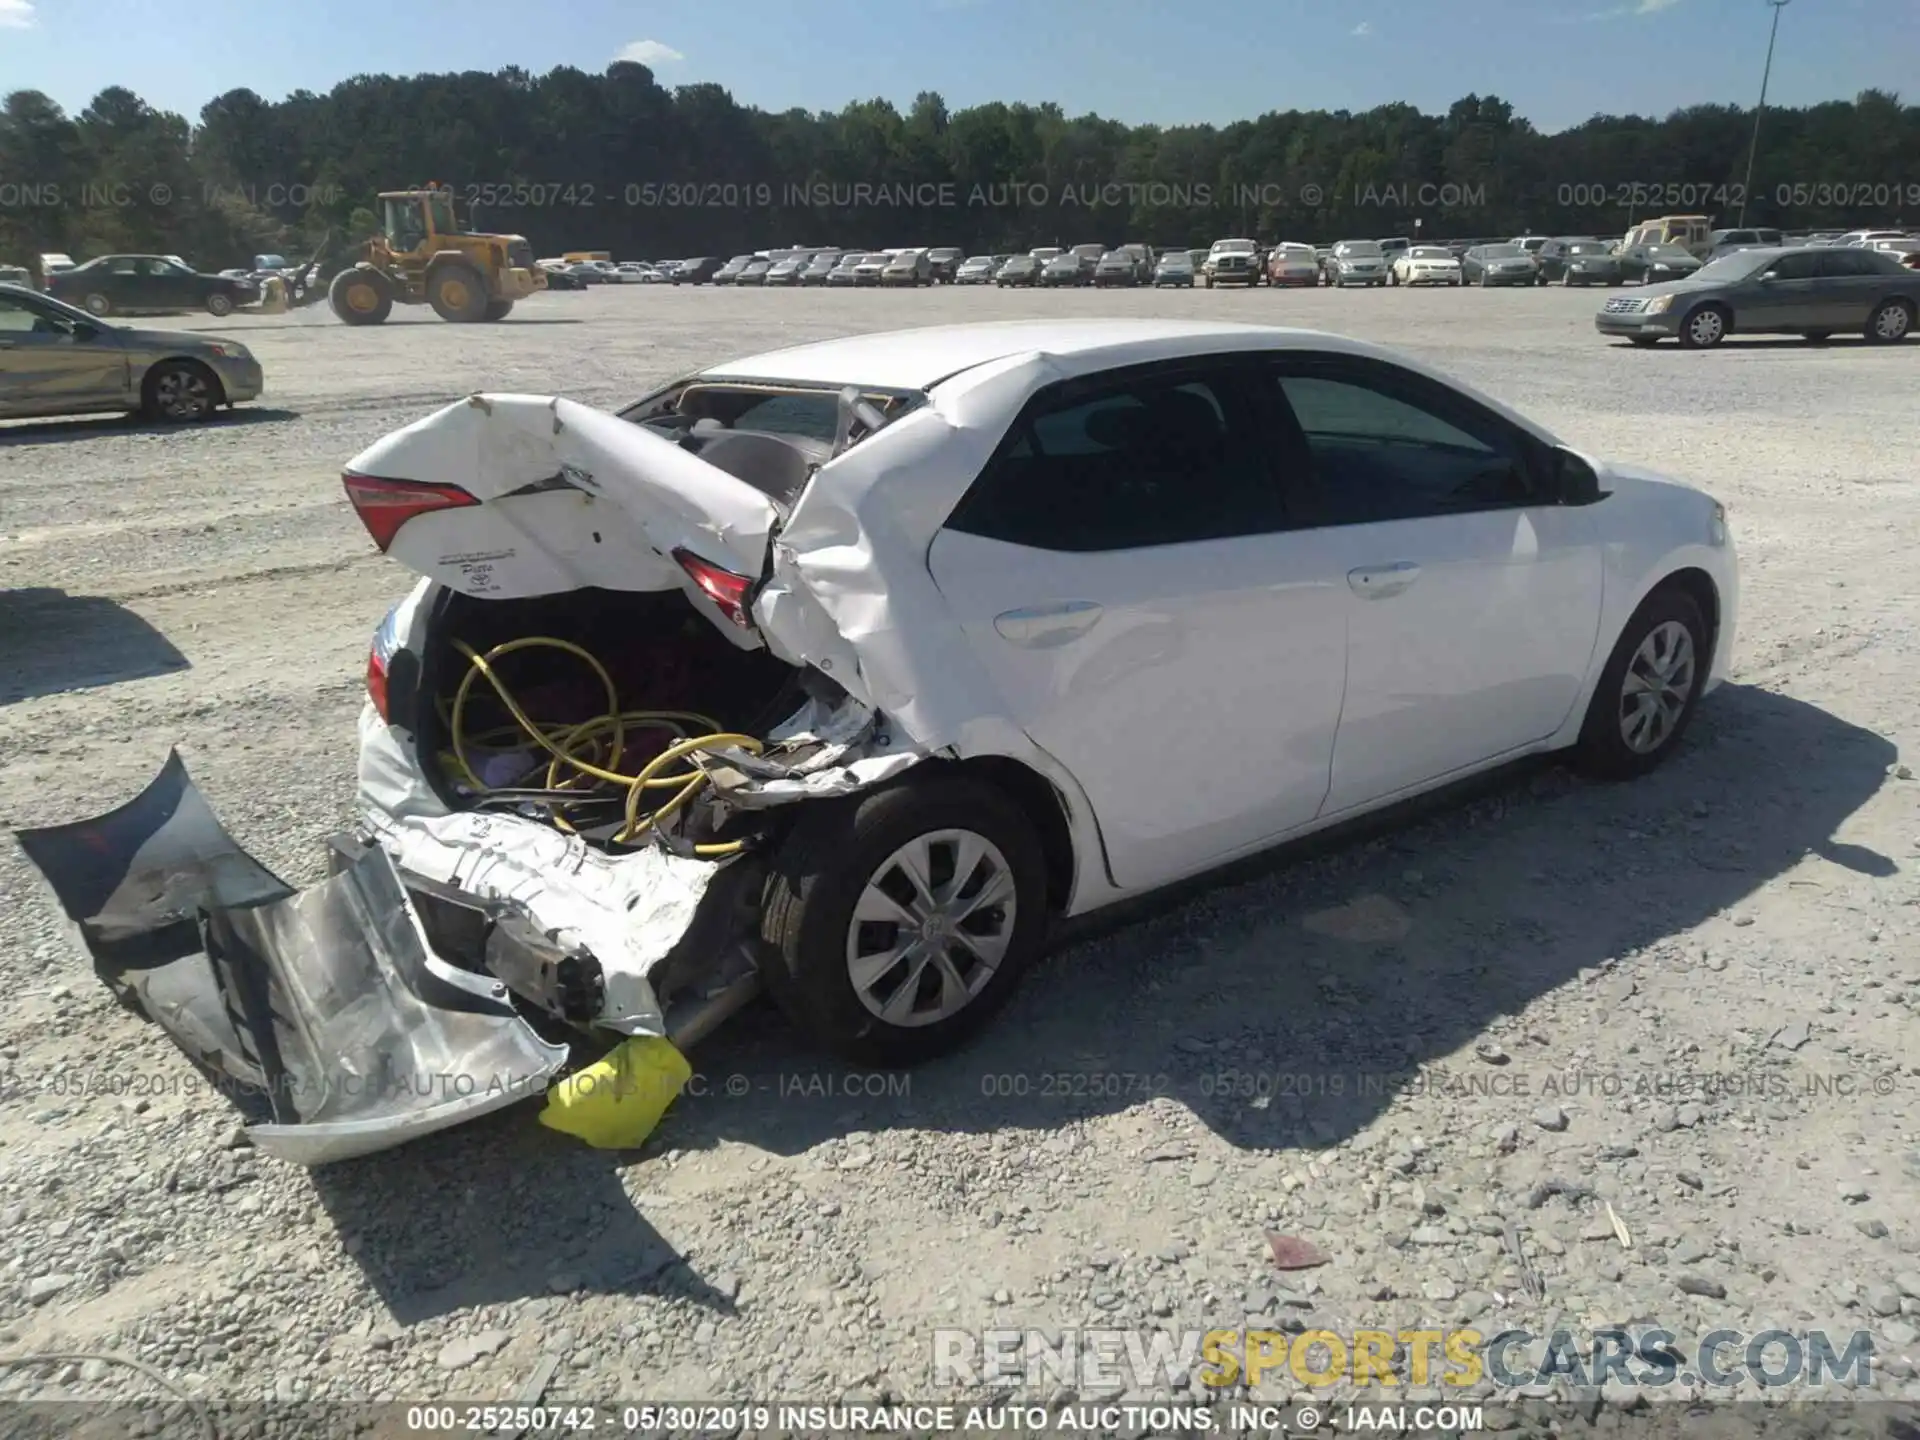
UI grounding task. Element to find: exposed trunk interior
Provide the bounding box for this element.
[419,586,804,845]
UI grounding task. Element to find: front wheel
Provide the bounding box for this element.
[1678,305,1729,349]
[141,359,221,423]
[83,292,111,316]
[758,774,1048,1066]
[1570,587,1709,780]
[205,291,235,317]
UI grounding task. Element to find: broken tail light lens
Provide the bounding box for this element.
[366,604,401,722]
[342,471,479,553]
[672,548,755,629]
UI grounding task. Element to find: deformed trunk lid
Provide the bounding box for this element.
[347,394,781,613]
[14,752,566,1166]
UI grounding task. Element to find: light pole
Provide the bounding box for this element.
[1737,0,1790,227]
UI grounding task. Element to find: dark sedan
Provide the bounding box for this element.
[1537,238,1622,286]
[1039,254,1086,287]
[995,255,1040,287]
[1461,244,1539,287]
[925,247,965,284]
[1092,251,1138,287]
[49,255,257,318]
[1618,243,1703,285]
[670,257,724,285]
[711,255,755,286]
[0,282,262,421]
[1595,245,1919,348]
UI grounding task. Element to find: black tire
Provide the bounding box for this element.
[1677,304,1730,349]
[758,773,1049,1066]
[83,292,111,316]
[428,264,490,322]
[205,290,235,317]
[141,359,223,422]
[329,268,392,325]
[483,299,514,321]
[1570,585,1709,781]
[1865,299,1913,344]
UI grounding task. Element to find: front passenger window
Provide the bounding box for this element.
[1274,369,1534,526]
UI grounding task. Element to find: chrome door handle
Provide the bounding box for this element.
[1347,562,1421,599]
[993,601,1103,647]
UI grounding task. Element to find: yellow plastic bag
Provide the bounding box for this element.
[539,1035,691,1149]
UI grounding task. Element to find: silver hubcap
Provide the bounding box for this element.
[85,295,108,315]
[1689,310,1724,345]
[1619,620,1696,753]
[155,370,209,418]
[845,828,1017,1028]
[1875,305,1909,340]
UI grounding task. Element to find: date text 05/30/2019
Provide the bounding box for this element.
[402,1402,1486,1433]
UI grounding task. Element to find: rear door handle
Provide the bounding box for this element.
[993,601,1103,647]
[1348,562,1421,599]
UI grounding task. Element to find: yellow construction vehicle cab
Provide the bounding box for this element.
[329,187,546,325]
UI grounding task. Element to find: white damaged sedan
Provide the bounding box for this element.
[19,320,1737,1163]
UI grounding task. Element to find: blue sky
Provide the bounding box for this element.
[0,0,1909,133]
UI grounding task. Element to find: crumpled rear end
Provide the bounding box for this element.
[14,750,566,1166]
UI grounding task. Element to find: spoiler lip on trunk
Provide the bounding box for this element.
[14,751,567,1167]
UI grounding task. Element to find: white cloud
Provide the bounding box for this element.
[1582,0,1679,20]
[1351,20,1373,35]
[0,0,37,29]
[613,39,684,65]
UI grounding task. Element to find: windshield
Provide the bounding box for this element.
[1692,250,1776,283]
[1337,241,1382,256]
[1647,245,1694,259]
[1567,243,1609,255]
[1409,247,1450,259]
[1278,245,1314,257]
[1212,240,1255,254]
[1482,245,1524,259]
[1158,254,1192,267]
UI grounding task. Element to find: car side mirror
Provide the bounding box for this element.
[1758,270,1777,282]
[1553,448,1603,505]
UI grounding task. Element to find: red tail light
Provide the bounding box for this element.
[342,471,479,552]
[366,649,391,722]
[673,547,755,629]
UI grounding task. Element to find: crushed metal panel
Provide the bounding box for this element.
[366,808,718,1035]
[200,843,567,1167]
[13,749,292,1091]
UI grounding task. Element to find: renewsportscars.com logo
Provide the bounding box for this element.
[932,1327,1877,1392]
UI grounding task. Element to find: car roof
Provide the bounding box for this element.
[700,319,1421,392]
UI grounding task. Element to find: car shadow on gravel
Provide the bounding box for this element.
[0,407,300,444]
[305,1109,738,1325]
[668,682,1896,1158]
[0,588,189,704]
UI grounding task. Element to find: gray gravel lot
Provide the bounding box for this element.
[2,283,1919,1417]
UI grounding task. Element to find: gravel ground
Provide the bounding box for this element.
[2,283,1919,1422]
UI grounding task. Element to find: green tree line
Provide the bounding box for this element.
[1,70,1914,268]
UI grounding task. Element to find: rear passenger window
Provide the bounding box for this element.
[945,371,1282,551]
[1767,252,1822,280]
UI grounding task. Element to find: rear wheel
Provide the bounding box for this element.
[428,264,490,323]
[329,269,392,325]
[758,774,1048,1066]
[1678,305,1729,349]
[483,299,514,321]
[1571,586,1709,780]
[1866,299,1912,344]
[83,292,111,316]
[205,290,235,317]
[141,359,222,422]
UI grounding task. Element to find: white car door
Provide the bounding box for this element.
[926,360,1348,891]
[1261,354,1606,816]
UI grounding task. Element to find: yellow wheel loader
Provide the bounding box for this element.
[327,188,545,325]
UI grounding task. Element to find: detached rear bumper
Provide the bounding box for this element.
[14,752,567,1167]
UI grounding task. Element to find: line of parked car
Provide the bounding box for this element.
[618,226,1920,299]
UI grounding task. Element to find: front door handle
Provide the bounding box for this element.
[993,601,1103,648]
[1348,562,1421,599]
